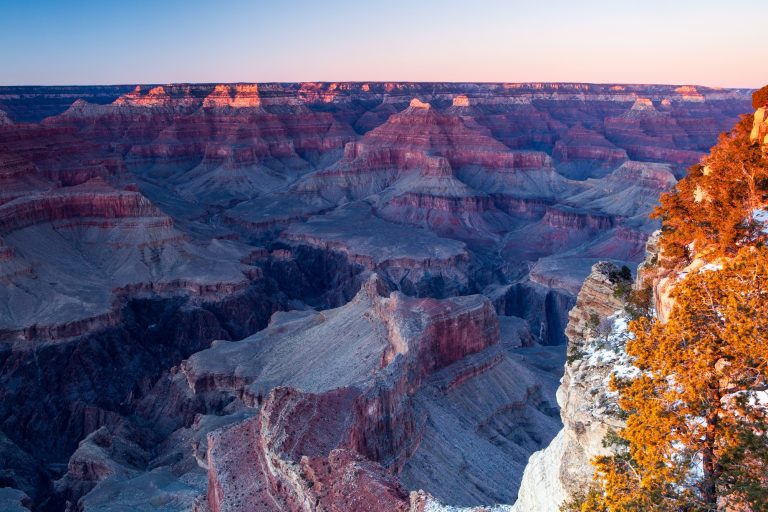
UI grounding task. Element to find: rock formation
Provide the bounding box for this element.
[47,275,562,510]
[0,82,753,510]
[512,263,632,511]
[752,106,768,146]
[202,84,263,109]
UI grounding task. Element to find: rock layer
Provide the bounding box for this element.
[513,263,632,511]
[0,83,752,510]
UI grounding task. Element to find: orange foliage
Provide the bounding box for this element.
[574,248,768,511]
[570,92,768,510]
[653,115,768,267]
[753,85,768,110]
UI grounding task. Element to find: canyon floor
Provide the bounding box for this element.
[0,82,752,511]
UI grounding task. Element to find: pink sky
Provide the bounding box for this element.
[0,0,764,87]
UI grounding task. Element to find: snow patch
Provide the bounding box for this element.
[753,208,768,234]
[425,498,514,512]
[722,389,768,412]
[582,313,638,381]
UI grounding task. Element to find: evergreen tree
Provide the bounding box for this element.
[653,116,768,267]
[572,248,768,511]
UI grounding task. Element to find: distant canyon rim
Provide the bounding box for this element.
[0,82,753,511]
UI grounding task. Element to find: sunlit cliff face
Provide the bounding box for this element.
[674,85,706,102]
[408,97,431,109]
[203,84,262,108]
[452,94,470,107]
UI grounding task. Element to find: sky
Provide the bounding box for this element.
[1,0,765,88]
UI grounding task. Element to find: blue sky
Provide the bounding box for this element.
[0,0,765,87]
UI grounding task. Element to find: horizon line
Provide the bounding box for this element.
[0,80,759,90]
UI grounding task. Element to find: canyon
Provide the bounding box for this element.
[0,82,752,511]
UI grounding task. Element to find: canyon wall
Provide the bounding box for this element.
[512,263,632,511]
[513,97,768,512]
[0,83,752,511]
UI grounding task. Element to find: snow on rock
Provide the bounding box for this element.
[513,263,633,511]
[753,208,768,234]
[417,491,514,512]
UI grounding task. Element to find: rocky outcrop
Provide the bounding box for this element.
[513,263,631,511]
[452,95,471,108]
[202,84,262,109]
[206,402,412,512]
[113,85,201,110]
[160,275,561,511]
[751,107,768,146]
[634,230,682,323]
[182,275,497,398]
[204,386,413,512]
[562,263,627,340]
[179,276,503,511]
